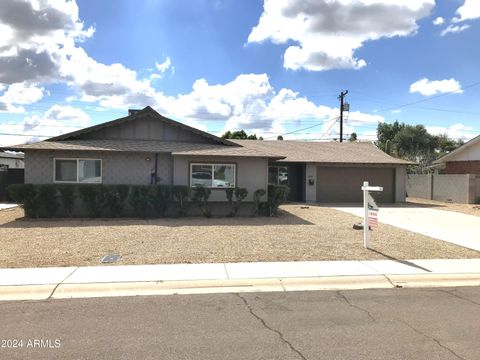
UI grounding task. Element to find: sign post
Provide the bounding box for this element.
[361,181,383,249]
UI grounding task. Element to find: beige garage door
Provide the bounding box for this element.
[316,166,395,203]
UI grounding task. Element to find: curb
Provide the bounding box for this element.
[2,274,480,302]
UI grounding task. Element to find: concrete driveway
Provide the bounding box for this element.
[334,205,480,252]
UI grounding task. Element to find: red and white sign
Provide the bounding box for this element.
[368,210,378,228]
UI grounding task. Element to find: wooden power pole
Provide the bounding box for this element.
[338,90,348,142]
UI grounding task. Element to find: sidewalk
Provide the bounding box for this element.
[2,259,480,301]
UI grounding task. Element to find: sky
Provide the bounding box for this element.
[0,0,480,146]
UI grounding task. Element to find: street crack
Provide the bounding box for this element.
[336,291,376,322]
[439,289,480,306]
[235,293,307,360]
[397,319,465,360]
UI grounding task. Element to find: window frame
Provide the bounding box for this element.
[189,162,236,189]
[268,165,289,186]
[53,158,103,184]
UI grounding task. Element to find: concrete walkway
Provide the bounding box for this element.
[1,259,480,301]
[334,206,480,251]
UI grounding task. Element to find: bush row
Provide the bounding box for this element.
[7,183,289,218]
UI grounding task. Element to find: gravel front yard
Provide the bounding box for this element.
[0,204,478,268]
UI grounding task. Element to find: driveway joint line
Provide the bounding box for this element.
[235,293,307,360]
[223,263,230,279]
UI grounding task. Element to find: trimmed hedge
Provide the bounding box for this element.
[267,184,289,216]
[6,184,288,218]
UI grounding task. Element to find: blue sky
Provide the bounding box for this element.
[0,0,479,145]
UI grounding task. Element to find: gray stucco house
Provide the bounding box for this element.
[2,106,411,203]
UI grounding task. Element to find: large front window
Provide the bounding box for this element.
[54,159,102,183]
[269,166,288,185]
[190,163,235,188]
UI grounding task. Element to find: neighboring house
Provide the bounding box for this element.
[0,151,24,170]
[433,134,480,174]
[1,106,411,203]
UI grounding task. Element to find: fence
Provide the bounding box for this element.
[0,168,25,202]
[406,173,480,204]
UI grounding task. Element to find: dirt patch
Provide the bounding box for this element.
[0,204,478,268]
[407,197,480,217]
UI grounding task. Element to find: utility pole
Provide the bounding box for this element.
[338,90,348,142]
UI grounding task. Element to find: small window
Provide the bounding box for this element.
[190,163,235,188]
[78,160,102,183]
[55,160,77,182]
[54,159,102,183]
[269,166,288,185]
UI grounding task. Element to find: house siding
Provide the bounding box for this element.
[173,156,268,202]
[24,150,173,185]
[76,115,214,144]
[445,160,480,175]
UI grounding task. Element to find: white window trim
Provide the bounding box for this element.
[53,158,103,184]
[190,163,236,188]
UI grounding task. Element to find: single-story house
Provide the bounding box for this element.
[0,151,24,170]
[433,134,480,174]
[1,106,411,203]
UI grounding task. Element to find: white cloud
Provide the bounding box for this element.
[453,0,480,22]
[409,78,463,96]
[426,123,476,141]
[0,104,90,146]
[247,0,434,71]
[440,23,470,36]
[433,17,444,25]
[0,82,44,113]
[0,0,94,84]
[151,73,384,140]
[150,57,173,80]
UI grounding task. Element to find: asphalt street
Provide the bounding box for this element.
[1,286,479,359]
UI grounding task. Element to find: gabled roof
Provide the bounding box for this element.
[48,106,236,146]
[231,140,413,165]
[434,134,480,164]
[3,139,282,158]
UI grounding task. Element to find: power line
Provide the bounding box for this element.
[374,80,480,113]
[263,116,339,140]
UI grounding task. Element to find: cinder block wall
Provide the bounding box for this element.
[432,174,471,203]
[406,173,479,204]
[406,174,432,199]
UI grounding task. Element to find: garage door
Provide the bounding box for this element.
[316,166,395,203]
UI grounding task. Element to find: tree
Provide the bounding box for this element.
[376,121,464,173]
[221,130,257,140]
[349,132,357,142]
[277,135,283,140]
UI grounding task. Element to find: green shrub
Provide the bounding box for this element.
[78,184,106,217]
[57,184,76,216]
[267,184,289,216]
[150,185,173,217]
[104,185,130,217]
[128,185,151,218]
[192,186,212,217]
[172,185,190,217]
[253,188,266,216]
[7,184,39,218]
[37,184,59,217]
[226,187,248,217]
